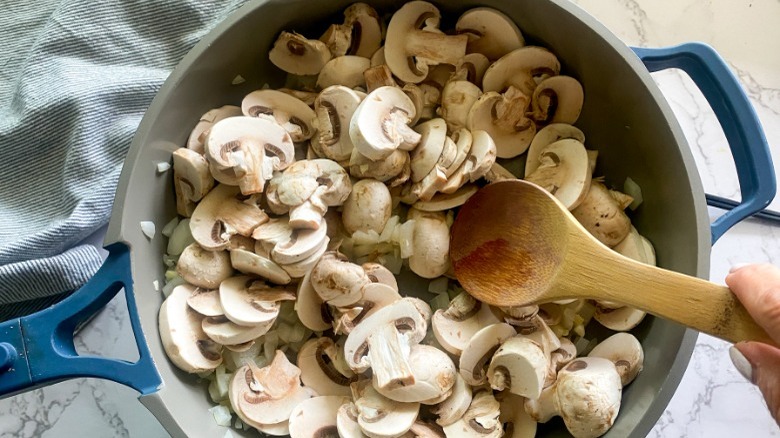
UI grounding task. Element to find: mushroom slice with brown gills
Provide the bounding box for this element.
[449,53,491,87]
[229,350,316,428]
[349,148,409,183]
[298,337,355,397]
[496,392,537,438]
[530,76,584,125]
[242,89,316,143]
[295,267,332,331]
[458,322,516,386]
[289,395,351,438]
[344,298,427,390]
[187,105,243,154]
[336,402,366,438]
[310,251,370,307]
[410,118,447,183]
[482,46,561,96]
[202,313,274,345]
[317,56,371,90]
[332,282,402,335]
[524,138,591,210]
[219,276,286,326]
[441,390,502,438]
[314,85,363,162]
[191,185,270,251]
[342,179,393,235]
[593,304,646,332]
[362,262,398,291]
[159,284,222,373]
[439,81,482,133]
[486,336,548,399]
[352,382,420,438]
[344,3,382,58]
[230,248,292,285]
[186,287,223,317]
[281,236,330,279]
[431,374,472,426]
[271,218,329,264]
[571,180,632,247]
[363,64,397,93]
[467,86,535,159]
[413,184,478,212]
[205,116,293,194]
[350,86,421,160]
[455,7,525,61]
[176,243,233,289]
[440,130,496,194]
[384,1,468,84]
[432,292,502,356]
[172,148,214,217]
[525,123,585,177]
[441,129,473,179]
[320,24,352,58]
[269,31,332,75]
[374,344,456,403]
[588,332,644,386]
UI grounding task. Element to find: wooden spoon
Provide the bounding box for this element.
[450,179,776,346]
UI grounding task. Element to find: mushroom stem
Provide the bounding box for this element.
[494,87,530,132]
[405,31,468,66]
[368,323,415,390]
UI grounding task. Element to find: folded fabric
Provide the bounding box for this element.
[0,0,247,312]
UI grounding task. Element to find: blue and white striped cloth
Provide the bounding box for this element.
[0,0,246,316]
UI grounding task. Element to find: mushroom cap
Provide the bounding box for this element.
[317,56,371,90]
[289,395,351,438]
[298,337,355,397]
[410,118,447,183]
[202,314,274,345]
[441,390,502,438]
[269,31,332,75]
[588,332,644,386]
[344,3,383,58]
[186,287,223,317]
[525,123,585,177]
[487,336,548,399]
[524,138,591,210]
[350,86,420,160]
[187,105,243,154]
[190,184,269,251]
[455,7,525,61]
[374,344,457,403]
[431,374,472,426]
[176,243,233,289]
[571,181,632,247]
[159,285,222,373]
[458,322,517,386]
[314,85,363,162]
[354,384,420,438]
[242,89,316,143]
[554,358,623,438]
[482,46,561,95]
[219,276,283,326]
[467,90,535,159]
[229,248,292,285]
[432,293,502,356]
[342,179,393,234]
[295,267,332,331]
[408,210,450,279]
[311,251,369,307]
[531,75,584,125]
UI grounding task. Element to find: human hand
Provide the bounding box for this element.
[726,263,780,425]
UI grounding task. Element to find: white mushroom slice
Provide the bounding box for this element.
[269,31,332,75]
[484,162,516,183]
[350,86,421,160]
[497,392,537,438]
[550,337,578,374]
[219,276,285,326]
[337,403,368,438]
[279,88,318,107]
[176,243,233,289]
[202,315,274,345]
[311,251,370,307]
[298,337,355,397]
[364,64,397,93]
[370,46,386,67]
[173,148,214,217]
[350,148,409,183]
[410,118,447,183]
[289,395,351,438]
[230,248,292,285]
[344,3,383,58]
[467,87,535,159]
[525,123,585,177]
[413,184,478,212]
[441,390,502,438]
[375,344,456,403]
[242,89,316,143]
[614,226,656,265]
[418,83,441,121]
[431,374,472,426]
[440,130,495,194]
[342,179,393,234]
[186,287,223,317]
[571,181,632,247]
[455,8,525,61]
[482,46,561,96]
[314,86,363,162]
[408,209,450,279]
[432,292,502,356]
[384,1,468,84]
[444,129,473,176]
[159,285,222,373]
[458,323,516,386]
[295,268,332,331]
[439,81,481,133]
[281,237,330,278]
[354,383,420,438]
[449,53,491,87]
[333,282,403,335]
[272,219,329,264]
[256,421,291,437]
[530,75,584,125]
[411,164,447,202]
[524,139,591,210]
[487,336,547,399]
[320,23,352,58]
[252,216,294,245]
[593,305,646,332]
[588,332,644,386]
[190,184,269,250]
[317,56,371,90]
[362,262,399,291]
[187,105,243,154]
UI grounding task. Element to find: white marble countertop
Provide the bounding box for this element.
[1,0,779,437]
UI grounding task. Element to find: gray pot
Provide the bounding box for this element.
[0,0,774,437]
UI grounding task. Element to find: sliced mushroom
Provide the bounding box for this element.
[484,162,516,183]
[482,46,561,96]
[410,164,448,202]
[344,3,383,58]
[431,374,472,426]
[242,89,316,143]
[350,86,421,160]
[253,217,294,247]
[487,336,548,399]
[350,148,409,182]
[588,332,644,386]
[449,53,491,87]
[298,337,355,397]
[614,226,656,265]
[186,287,223,317]
[342,179,393,235]
[314,86,363,162]
[272,220,329,264]
[432,291,502,356]
[417,83,442,121]
[441,390,502,438]
[333,282,403,335]
[413,184,478,212]
[363,64,397,93]
[362,262,399,291]
[459,322,516,386]
[281,238,330,278]
[159,285,222,373]
[187,105,243,154]
[289,395,351,438]
[295,267,332,331]
[439,81,482,134]
[467,87,535,159]
[525,123,585,177]
[190,185,269,251]
[374,344,457,403]
[370,46,386,67]
[318,56,371,90]
[320,23,352,58]
[524,139,591,210]
[230,248,292,285]
[410,118,447,183]
[219,276,283,326]
[455,8,524,61]
[571,181,632,247]
[408,209,450,279]
[337,402,367,438]
[173,148,215,217]
[176,243,233,289]
[353,383,420,438]
[530,76,584,125]
[384,1,468,83]
[202,313,275,345]
[496,392,537,438]
[279,88,319,107]
[269,31,332,75]
[593,305,646,332]
[309,251,368,307]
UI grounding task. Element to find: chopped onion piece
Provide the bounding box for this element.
[382,252,403,275]
[398,220,415,259]
[156,162,171,173]
[263,332,279,362]
[140,221,156,239]
[161,217,179,237]
[232,75,246,85]
[428,293,450,313]
[234,418,244,430]
[624,177,643,210]
[167,218,195,256]
[379,216,400,242]
[161,276,185,298]
[152,280,160,291]
[428,277,449,295]
[209,405,233,427]
[352,229,381,245]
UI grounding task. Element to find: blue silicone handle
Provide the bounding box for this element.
[632,43,777,243]
[0,243,161,398]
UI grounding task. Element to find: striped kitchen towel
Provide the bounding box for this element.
[0,0,247,317]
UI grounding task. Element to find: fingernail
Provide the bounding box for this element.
[729,263,751,273]
[729,346,754,383]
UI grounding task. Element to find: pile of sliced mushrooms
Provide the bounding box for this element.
[157,2,655,437]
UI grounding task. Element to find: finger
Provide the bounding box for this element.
[725,264,780,345]
[732,342,780,425]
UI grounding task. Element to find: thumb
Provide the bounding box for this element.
[731,342,780,425]
[725,263,780,345]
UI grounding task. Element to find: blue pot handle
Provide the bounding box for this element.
[0,243,161,397]
[632,43,777,244]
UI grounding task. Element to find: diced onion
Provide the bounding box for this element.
[379,216,400,243]
[624,177,644,210]
[209,405,233,427]
[140,221,156,240]
[161,217,179,237]
[398,220,415,259]
[232,75,246,85]
[264,332,279,362]
[381,252,403,275]
[428,293,450,313]
[352,230,381,245]
[428,277,449,295]
[152,280,160,291]
[156,162,171,173]
[167,218,195,256]
[161,276,185,298]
